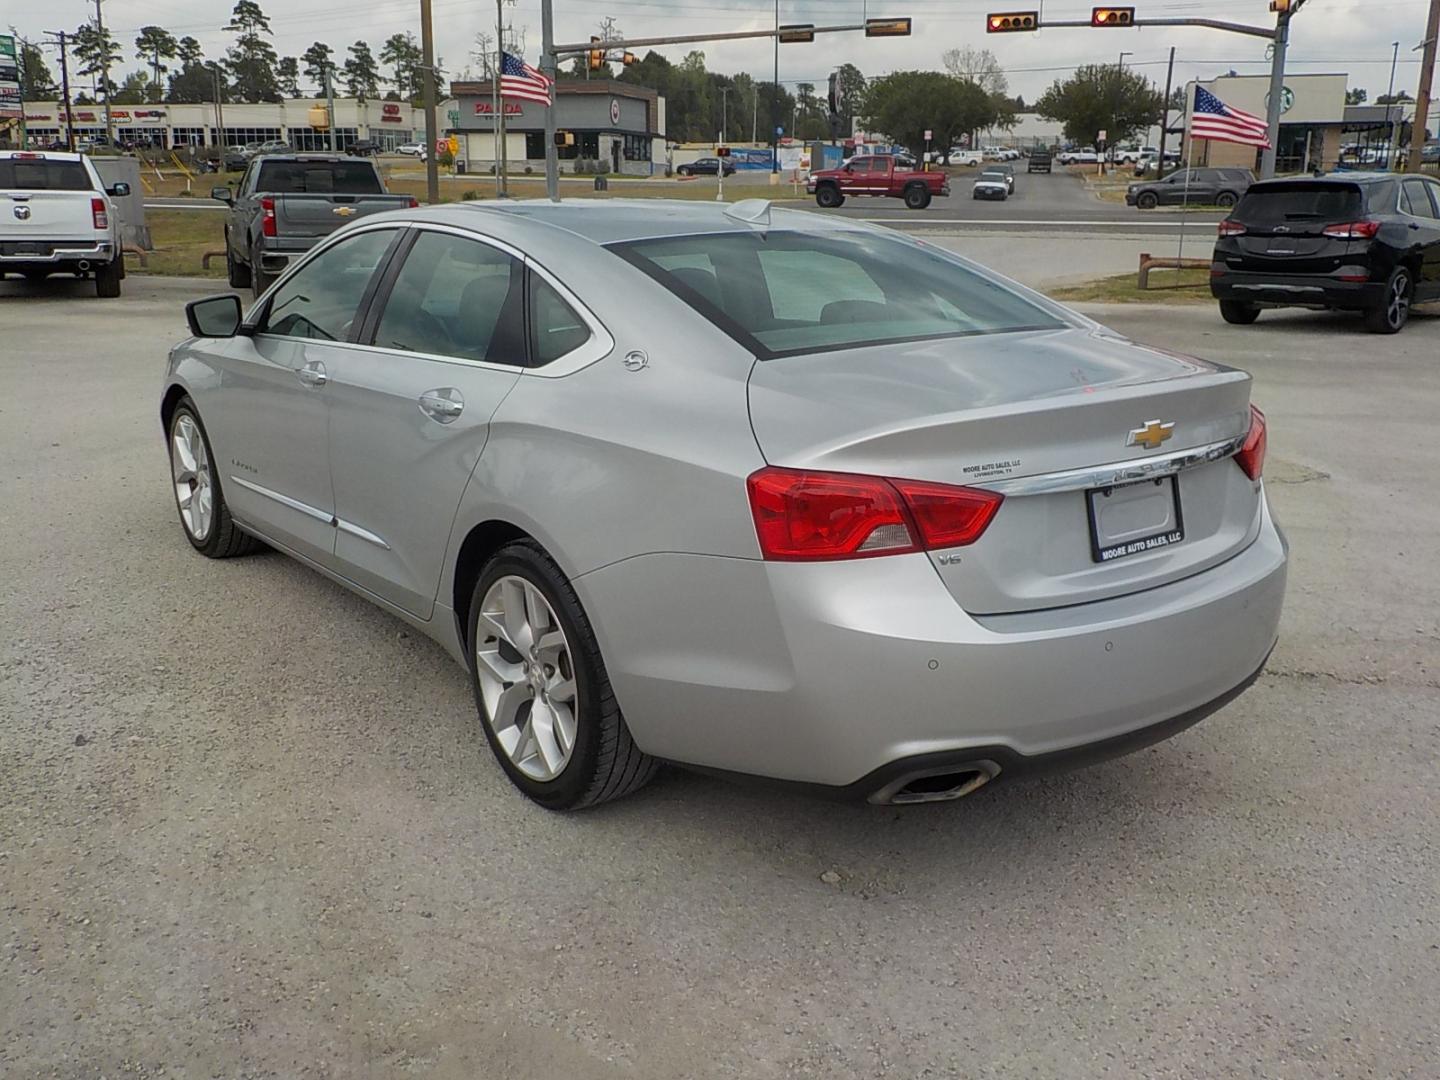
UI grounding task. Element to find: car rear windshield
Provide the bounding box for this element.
[610,229,1065,358]
[1232,182,1366,225]
[0,160,93,191]
[255,161,384,194]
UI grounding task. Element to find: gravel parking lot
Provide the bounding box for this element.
[2,276,1437,1079]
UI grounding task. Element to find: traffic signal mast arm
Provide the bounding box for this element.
[989,14,1276,39]
[554,18,909,55]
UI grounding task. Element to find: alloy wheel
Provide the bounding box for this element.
[474,575,578,781]
[1388,272,1410,328]
[171,414,214,541]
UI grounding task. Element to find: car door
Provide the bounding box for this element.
[1399,178,1440,300]
[324,226,529,618]
[217,226,401,566]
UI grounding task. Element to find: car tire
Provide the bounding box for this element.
[1136,192,1159,210]
[1364,266,1413,334]
[677,166,692,176]
[468,541,658,810]
[1219,300,1261,325]
[250,244,274,299]
[95,257,122,298]
[903,184,931,210]
[167,398,261,558]
[815,184,844,209]
[226,234,252,289]
[1215,191,1238,208]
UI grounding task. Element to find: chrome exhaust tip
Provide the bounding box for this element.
[76,260,91,271]
[870,760,1001,805]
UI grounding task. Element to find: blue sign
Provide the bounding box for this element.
[775,126,784,136]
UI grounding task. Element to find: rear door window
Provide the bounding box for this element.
[0,160,93,191]
[529,275,592,366]
[372,230,526,363]
[1401,179,1439,219]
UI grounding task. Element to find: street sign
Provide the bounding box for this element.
[777,24,816,44]
[924,129,933,141]
[1098,129,1108,142]
[436,139,449,154]
[776,125,784,136]
[0,35,21,119]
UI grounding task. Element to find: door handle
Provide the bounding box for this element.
[296,361,327,387]
[418,388,464,423]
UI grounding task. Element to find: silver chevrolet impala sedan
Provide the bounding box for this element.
[162,199,1287,809]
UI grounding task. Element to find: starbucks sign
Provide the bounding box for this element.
[1266,86,1295,115]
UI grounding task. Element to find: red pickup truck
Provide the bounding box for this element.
[807,155,950,210]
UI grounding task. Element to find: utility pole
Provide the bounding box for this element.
[419,0,440,204]
[1157,46,1176,179]
[1411,0,1440,173]
[771,0,779,173]
[90,0,114,146]
[212,63,226,148]
[324,64,337,152]
[720,86,729,143]
[47,31,77,151]
[1260,0,1307,179]
[496,0,509,197]
[1386,40,1401,170]
[542,0,557,201]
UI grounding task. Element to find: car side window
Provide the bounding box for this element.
[260,229,396,341]
[372,231,526,363]
[1402,179,1439,219]
[528,274,592,366]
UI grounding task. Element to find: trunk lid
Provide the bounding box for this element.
[1,191,99,240]
[272,194,410,239]
[746,326,1259,614]
[1223,180,1370,274]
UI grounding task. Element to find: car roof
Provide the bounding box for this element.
[406,198,874,246]
[1248,172,1398,189]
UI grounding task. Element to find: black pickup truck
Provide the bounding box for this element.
[214,154,416,296]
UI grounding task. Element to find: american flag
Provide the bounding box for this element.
[1189,86,1271,149]
[500,51,553,106]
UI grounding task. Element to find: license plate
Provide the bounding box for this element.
[11,242,41,254]
[1087,476,1184,563]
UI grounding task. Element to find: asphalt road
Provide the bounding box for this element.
[2,276,1437,1079]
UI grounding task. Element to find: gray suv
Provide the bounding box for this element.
[1128,168,1254,209]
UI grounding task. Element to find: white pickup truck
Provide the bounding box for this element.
[1,151,130,297]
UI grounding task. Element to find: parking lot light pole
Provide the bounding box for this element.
[1385,40,1400,170]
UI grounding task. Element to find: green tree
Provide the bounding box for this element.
[1034,64,1162,146]
[794,82,826,140]
[380,32,421,100]
[72,23,122,99]
[755,80,796,145]
[301,41,335,97]
[17,38,58,100]
[862,71,996,157]
[110,70,151,105]
[135,27,178,104]
[276,56,300,97]
[176,36,203,66]
[224,0,281,102]
[833,62,867,134]
[343,40,381,101]
[166,40,217,104]
[1345,88,1368,106]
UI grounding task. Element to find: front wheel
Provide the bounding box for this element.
[1219,300,1261,325]
[903,185,931,210]
[469,542,657,810]
[815,184,844,209]
[1364,267,1413,334]
[1136,192,1158,210]
[168,399,261,558]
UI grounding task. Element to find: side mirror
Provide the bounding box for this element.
[106,182,130,197]
[211,186,233,202]
[186,294,243,338]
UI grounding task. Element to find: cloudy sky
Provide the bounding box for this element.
[20,0,1437,103]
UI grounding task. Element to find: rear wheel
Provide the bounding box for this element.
[250,244,274,298]
[1215,191,1239,208]
[1136,191,1158,210]
[1219,300,1261,325]
[815,184,844,209]
[94,257,122,298]
[1364,266,1412,334]
[903,184,931,210]
[469,542,657,810]
[226,233,251,289]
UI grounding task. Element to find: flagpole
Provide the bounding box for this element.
[1177,86,1196,269]
[497,0,508,198]
[492,45,501,197]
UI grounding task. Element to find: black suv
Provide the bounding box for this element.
[677,157,736,177]
[1027,149,1053,174]
[1210,173,1440,334]
[1127,167,1253,209]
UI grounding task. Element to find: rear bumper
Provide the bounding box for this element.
[0,240,113,265]
[577,494,1288,791]
[1210,271,1383,310]
[253,237,318,274]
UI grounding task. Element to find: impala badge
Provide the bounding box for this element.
[1127,419,1175,451]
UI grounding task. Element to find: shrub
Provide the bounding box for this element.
[461,189,481,201]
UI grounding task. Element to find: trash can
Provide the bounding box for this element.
[594,176,608,191]
[456,158,466,175]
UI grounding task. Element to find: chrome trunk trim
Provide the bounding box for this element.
[984,433,1248,497]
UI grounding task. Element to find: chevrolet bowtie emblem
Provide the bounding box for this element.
[1127,419,1175,451]
[332,206,357,216]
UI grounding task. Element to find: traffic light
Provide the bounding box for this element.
[987,11,1039,33]
[863,18,912,37]
[588,36,604,71]
[716,146,730,157]
[777,24,816,43]
[1091,7,1135,26]
[554,131,574,147]
[622,51,637,66]
[1270,0,1293,10]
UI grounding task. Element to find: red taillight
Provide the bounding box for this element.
[1322,220,1381,240]
[1236,405,1267,481]
[1217,219,1246,236]
[406,196,420,208]
[91,197,108,229]
[746,467,1002,561]
[260,196,276,237]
